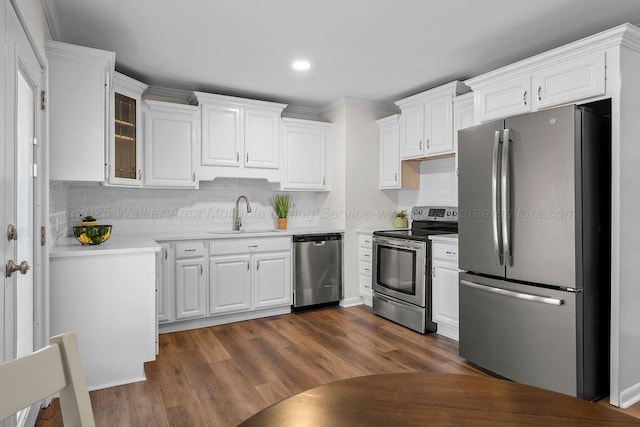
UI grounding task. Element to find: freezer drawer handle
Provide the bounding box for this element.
[460,280,563,306]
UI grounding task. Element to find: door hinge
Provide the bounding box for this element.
[40,90,46,110]
[33,164,38,178]
[40,226,46,246]
[33,137,38,145]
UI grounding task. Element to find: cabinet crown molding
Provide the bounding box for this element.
[144,99,199,113]
[395,81,470,107]
[45,40,115,70]
[114,71,148,94]
[465,23,640,90]
[193,91,287,111]
[281,117,332,128]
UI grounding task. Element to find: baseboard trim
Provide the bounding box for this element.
[620,381,640,408]
[340,297,363,308]
[159,306,291,334]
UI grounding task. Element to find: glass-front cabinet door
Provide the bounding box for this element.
[108,72,147,186]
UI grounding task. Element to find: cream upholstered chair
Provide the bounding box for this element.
[0,332,94,426]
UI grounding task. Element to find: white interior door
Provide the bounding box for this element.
[3,1,42,426]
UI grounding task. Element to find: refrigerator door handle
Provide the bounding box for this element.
[460,280,564,306]
[501,128,513,266]
[492,130,503,265]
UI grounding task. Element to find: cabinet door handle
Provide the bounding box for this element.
[537,86,542,101]
[394,172,398,182]
[432,267,436,278]
[236,152,240,162]
[322,177,326,186]
[246,152,249,163]
[138,169,142,181]
[256,261,260,270]
[192,172,196,182]
[426,139,430,149]
[419,140,422,150]
[523,90,528,106]
[200,265,203,275]
[247,260,250,271]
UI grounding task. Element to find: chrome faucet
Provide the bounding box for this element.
[233,195,252,230]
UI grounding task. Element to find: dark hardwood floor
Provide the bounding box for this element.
[36,305,639,426]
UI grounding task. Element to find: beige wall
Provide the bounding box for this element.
[320,98,397,300]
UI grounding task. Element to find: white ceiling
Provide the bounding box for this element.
[44,0,640,109]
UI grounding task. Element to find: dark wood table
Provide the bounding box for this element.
[240,373,640,426]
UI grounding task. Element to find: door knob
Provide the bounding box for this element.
[6,260,30,278]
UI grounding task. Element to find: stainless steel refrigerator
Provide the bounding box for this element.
[457,104,610,400]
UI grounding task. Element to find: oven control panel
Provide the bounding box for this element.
[411,206,458,221]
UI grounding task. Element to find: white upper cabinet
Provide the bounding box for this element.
[425,94,454,155]
[398,103,424,158]
[46,41,115,181]
[396,81,469,160]
[107,72,147,187]
[244,108,281,169]
[143,100,199,188]
[378,114,401,189]
[532,52,605,110]
[475,75,532,123]
[201,103,242,167]
[195,92,286,181]
[468,50,606,123]
[281,117,331,191]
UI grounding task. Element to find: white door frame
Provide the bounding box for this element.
[1,1,48,426]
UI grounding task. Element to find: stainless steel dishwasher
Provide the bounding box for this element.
[293,233,343,309]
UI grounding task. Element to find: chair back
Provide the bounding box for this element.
[0,332,95,426]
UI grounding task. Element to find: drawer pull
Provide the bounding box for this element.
[446,251,456,256]
[184,249,196,253]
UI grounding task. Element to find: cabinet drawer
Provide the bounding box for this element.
[175,241,205,259]
[360,247,372,262]
[358,234,373,249]
[359,260,373,277]
[359,274,372,293]
[210,236,290,256]
[432,242,458,262]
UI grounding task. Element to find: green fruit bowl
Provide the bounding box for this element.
[73,225,112,245]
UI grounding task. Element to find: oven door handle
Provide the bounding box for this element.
[373,237,424,251]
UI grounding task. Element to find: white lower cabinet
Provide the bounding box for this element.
[358,232,373,307]
[175,242,207,320]
[209,254,252,315]
[253,252,292,309]
[157,243,173,323]
[430,238,459,341]
[158,236,292,332]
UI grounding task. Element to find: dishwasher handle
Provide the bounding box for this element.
[293,233,342,243]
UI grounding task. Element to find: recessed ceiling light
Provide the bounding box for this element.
[292,60,311,71]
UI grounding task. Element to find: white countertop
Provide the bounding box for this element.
[50,235,161,258]
[51,227,345,257]
[429,233,458,243]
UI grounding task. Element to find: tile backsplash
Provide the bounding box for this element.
[60,179,320,239]
[397,157,457,212]
[49,181,68,243]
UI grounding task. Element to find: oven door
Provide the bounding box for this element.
[372,236,426,306]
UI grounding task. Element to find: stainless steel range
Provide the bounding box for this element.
[372,206,458,334]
